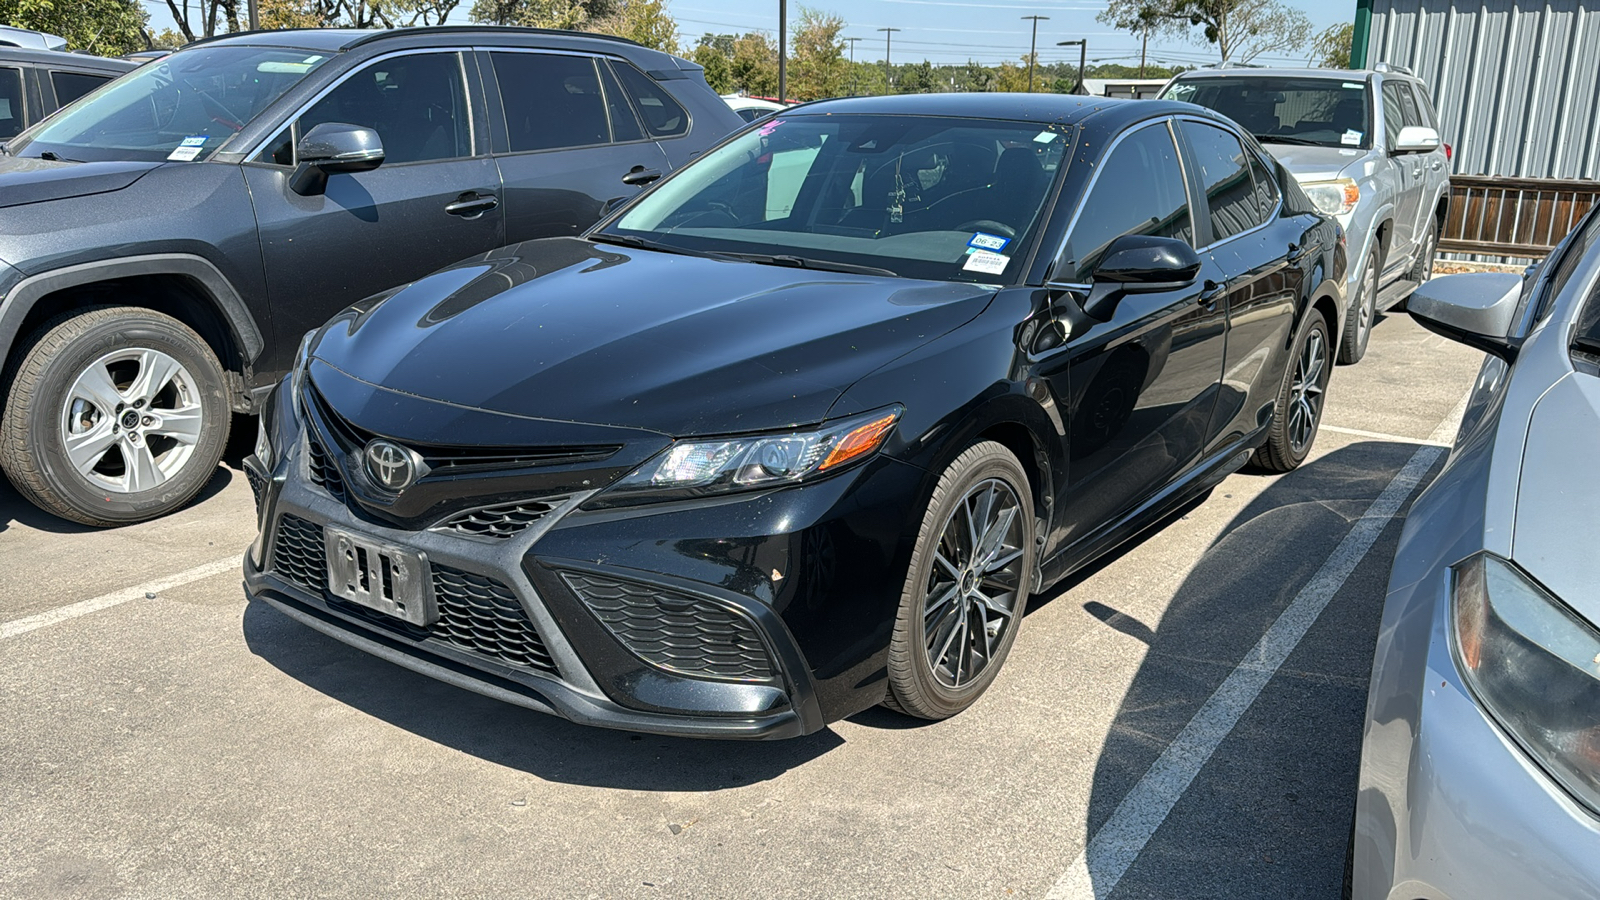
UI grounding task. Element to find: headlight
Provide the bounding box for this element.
[1299,178,1360,217]
[591,407,902,506]
[1451,552,1600,816]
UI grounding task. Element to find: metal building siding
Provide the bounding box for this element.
[1367,0,1600,180]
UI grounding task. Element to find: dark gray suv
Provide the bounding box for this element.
[0,27,740,526]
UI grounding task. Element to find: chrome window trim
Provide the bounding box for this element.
[481,46,658,156]
[241,46,479,164]
[1175,115,1284,253]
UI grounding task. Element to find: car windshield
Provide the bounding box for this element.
[601,114,1069,283]
[1163,77,1371,150]
[11,46,331,163]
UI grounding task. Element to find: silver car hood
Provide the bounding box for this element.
[1260,143,1366,183]
[1510,371,1600,627]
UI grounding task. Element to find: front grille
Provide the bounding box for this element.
[305,435,345,500]
[245,466,267,514]
[562,572,775,682]
[432,495,571,540]
[432,565,558,673]
[272,515,327,595]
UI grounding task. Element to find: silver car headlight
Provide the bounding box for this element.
[590,406,902,507]
[1451,552,1600,816]
[1298,178,1361,217]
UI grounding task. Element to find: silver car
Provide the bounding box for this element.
[1351,209,1600,898]
[1161,66,1451,364]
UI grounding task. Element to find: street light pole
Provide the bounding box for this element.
[248,0,259,30]
[1057,39,1088,95]
[778,0,787,102]
[878,27,900,95]
[1021,15,1049,92]
[846,36,861,64]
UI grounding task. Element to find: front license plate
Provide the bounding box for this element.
[324,526,436,626]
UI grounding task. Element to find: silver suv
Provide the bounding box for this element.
[1160,66,1451,363]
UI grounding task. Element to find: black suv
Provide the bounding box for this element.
[0,48,135,140]
[0,27,740,526]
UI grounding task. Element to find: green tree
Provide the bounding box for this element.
[469,0,609,29]
[1,0,146,54]
[1099,0,1313,64]
[994,55,1039,93]
[730,31,778,97]
[846,59,886,96]
[894,59,936,94]
[955,60,995,93]
[789,7,846,100]
[694,36,734,94]
[590,0,678,54]
[1313,22,1353,68]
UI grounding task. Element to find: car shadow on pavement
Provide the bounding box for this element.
[240,600,845,790]
[1066,440,1442,898]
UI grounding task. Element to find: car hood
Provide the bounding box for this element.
[1260,143,1366,184]
[1509,371,1600,627]
[0,156,163,210]
[309,238,997,436]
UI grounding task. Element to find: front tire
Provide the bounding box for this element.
[1252,313,1332,474]
[1339,248,1380,365]
[1,306,231,526]
[884,441,1036,720]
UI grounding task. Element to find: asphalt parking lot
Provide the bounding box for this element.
[0,309,1484,900]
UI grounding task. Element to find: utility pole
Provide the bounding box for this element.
[878,27,900,95]
[1021,15,1049,92]
[778,0,787,102]
[248,0,259,30]
[1139,26,1148,77]
[845,36,861,64]
[1057,39,1088,95]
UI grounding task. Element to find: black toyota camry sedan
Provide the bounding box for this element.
[244,94,1346,738]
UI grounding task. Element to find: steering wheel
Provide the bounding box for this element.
[199,92,244,132]
[956,219,1016,239]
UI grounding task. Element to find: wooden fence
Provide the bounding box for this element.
[1441,175,1600,258]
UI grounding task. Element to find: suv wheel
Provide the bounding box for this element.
[1252,312,1332,473]
[884,441,1035,720]
[1408,219,1439,287]
[1,306,230,526]
[1339,248,1380,365]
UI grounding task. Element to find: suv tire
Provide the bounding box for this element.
[1339,248,1380,365]
[1,306,230,526]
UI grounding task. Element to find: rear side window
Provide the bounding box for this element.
[1059,121,1193,283]
[1381,81,1408,150]
[50,70,110,106]
[1180,121,1263,242]
[1403,82,1439,129]
[609,60,688,138]
[492,52,612,152]
[597,59,643,143]
[0,67,23,139]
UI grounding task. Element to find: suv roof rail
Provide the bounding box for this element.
[1373,62,1414,76]
[184,25,646,52]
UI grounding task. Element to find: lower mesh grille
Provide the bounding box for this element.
[432,495,571,540]
[562,571,775,682]
[272,515,327,595]
[432,565,558,673]
[245,466,267,514]
[305,437,345,500]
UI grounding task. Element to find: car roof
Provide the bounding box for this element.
[0,47,137,72]
[1172,67,1422,85]
[783,92,1201,128]
[188,25,652,56]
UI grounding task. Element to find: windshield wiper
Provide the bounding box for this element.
[588,233,713,258]
[708,251,899,278]
[37,151,85,163]
[1255,134,1334,148]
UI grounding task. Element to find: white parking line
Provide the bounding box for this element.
[1320,424,1452,447]
[0,556,240,640]
[1045,444,1446,900]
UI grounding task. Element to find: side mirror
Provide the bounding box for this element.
[1392,125,1441,155]
[289,122,385,196]
[1407,272,1524,361]
[1077,234,1203,320]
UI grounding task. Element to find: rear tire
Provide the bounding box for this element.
[1252,313,1332,474]
[1338,248,1380,365]
[884,441,1036,720]
[0,306,230,527]
[1401,219,1440,310]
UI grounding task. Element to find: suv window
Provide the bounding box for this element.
[609,60,688,138]
[1180,121,1263,243]
[492,52,615,152]
[299,52,471,165]
[1402,81,1438,130]
[1161,76,1369,149]
[1381,81,1408,151]
[597,60,643,143]
[1059,121,1193,283]
[0,66,22,139]
[50,70,110,107]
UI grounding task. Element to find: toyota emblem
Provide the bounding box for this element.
[364,439,420,492]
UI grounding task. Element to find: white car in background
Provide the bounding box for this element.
[722,94,786,122]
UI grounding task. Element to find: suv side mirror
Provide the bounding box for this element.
[289,122,385,196]
[1408,272,1523,361]
[1078,234,1203,320]
[1392,125,1441,154]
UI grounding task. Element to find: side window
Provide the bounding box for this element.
[298,52,471,165]
[1247,152,1280,223]
[492,52,611,152]
[1059,122,1193,283]
[1403,82,1438,130]
[1180,121,1263,243]
[609,61,688,138]
[1381,81,1408,151]
[0,67,23,139]
[597,60,643,143]
[49,71,110,107]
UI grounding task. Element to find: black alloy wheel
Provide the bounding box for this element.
[1253,313,1332,473]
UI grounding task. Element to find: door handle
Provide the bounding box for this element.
[445,192,499,218]
[1200,280,1226,309]
[622,166,663,187]
[1287,242,1313,264]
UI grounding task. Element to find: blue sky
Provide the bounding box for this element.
[140,0,1353,69]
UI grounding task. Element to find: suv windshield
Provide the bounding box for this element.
[11,46,331,163]
[602,114,1068,283]
[1163,77,1371,150]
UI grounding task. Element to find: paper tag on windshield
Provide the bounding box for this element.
[1341,130,1362,145]
[1342,81,1364,89]
[963,249,1010,275]
[166,136,207,161]
[968,232,1010,252]
[1033,130,1058,144]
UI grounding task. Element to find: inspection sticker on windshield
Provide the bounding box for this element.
[968,232,1010,252]
[963,249,1010,275]
[1341,130,1363,146]
[1033,130,1059,144]
[166,136,207,162]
